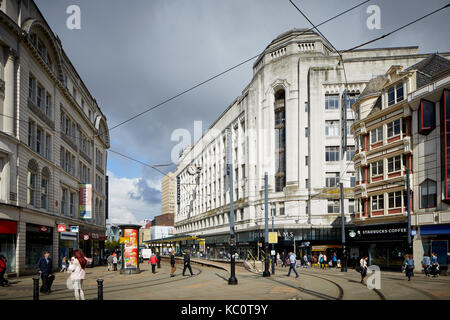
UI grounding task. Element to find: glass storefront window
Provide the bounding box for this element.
[25,224,53,270]
[0,234,16,273]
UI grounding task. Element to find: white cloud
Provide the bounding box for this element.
[107,170,161,226]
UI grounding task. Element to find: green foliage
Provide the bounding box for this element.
[105,240,120,251]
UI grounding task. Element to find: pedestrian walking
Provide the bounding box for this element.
[323,254,328,269]
[112,253,118,271]
[359,256,368,284]
[332,253,338,268]
[107,254,113,271]
[170,251,176,277]
[182,251,194,276]
[67,250,87,300]
[285,251,299,278]
[156,252,161,269]
[276,253,281,267]
[0,255,9,287]
[303,254,308,268]
[430,253,440,277]
[318,253,323,269]
[149,254,158,274]
[404,254,414,281]
[422,254,431,278]
[60,257,68,273]
[36,251,55,294]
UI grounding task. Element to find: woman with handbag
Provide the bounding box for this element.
[67,249,87,300]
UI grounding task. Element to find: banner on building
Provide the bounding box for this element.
[60,232,77,241]
[57,224,66,232]
[79,184,92,220]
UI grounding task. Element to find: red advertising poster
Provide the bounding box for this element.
[124,228,138,268]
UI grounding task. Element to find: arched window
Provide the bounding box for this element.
[27,160,38,206]
[41,167,50,210]
[274,89,286,192]
[420,180,436,208]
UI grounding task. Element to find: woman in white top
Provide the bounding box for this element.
[67,249,87,300]
[359,256,368,284]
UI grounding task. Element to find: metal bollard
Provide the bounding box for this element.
[97,278,104,300]
[33,275,40,300]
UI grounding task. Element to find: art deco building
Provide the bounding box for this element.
[0,0,110,275]
[173,29,446,259]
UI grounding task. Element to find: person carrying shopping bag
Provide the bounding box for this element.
[67,250,87,300]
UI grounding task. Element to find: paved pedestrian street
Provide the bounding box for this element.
[1,259,450,300]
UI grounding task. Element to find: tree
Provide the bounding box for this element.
[105,240,120,252]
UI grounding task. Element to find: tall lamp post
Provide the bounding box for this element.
[340,183,347,272]
[271,204,275,275]
[227,127,238,285]
[407,169,412,253]
[263,172,270,277]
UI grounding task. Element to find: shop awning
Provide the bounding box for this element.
[312,245,343,251]
[420,224,450,235]
[0,220,17,234]
[144,235,200,244]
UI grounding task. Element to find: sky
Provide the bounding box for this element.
[34,0,450,226]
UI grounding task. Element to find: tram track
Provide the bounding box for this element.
[5,265,203,300]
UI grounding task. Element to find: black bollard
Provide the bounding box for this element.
[97,278,104,300]
[33,275,40,300]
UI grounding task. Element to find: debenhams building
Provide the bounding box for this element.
[173,28,436,259]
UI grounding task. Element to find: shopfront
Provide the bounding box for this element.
[58,231,77,268]
[0,219,17,273]
[419,224,450,269]
[347,222,409,270]
[25,223,53,271]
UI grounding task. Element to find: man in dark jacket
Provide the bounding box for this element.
[170,251,176,277]
[156,252,161,269]
[182,251,194,276]
[36,251,54,293]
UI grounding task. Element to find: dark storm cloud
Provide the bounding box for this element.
[35,0,450,181]
[128,178,161,204]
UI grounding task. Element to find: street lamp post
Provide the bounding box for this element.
[263,172,270,277]
[271,208,275,275]
[407,169,412,253]
[340,183,347,272]
[227,127,238,285]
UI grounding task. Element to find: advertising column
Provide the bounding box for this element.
[119,224,141,274]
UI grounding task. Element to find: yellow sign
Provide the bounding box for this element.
[119,237,129,244]
[268,232,278,244]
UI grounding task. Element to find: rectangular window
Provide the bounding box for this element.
[371,194,384,211]
[396,83,404,102]
[61,188,67,215]
[388,86,395,106]
[325,120,339,136]
[346,146,355,161]
[36,127,43,155]
[346,120,354,136]
[326,172,340,188]
[279,204,285,215]
[388,191,402,208]
[370,126,383,144]
[371,160,383,177]
[349,199,355,214]
[41,178,48,210]
[45,93,52,117]
[45,134,51,159]
[28,121,35,148]
[305,179,309,188]
[28,75,36,101]
[305,102,308,112]
[305,127,309,137]
[37,85,44,109]
[327,200,340,213]
[305,156,309,166]
[70,192,75,217]
[325,146,339,162]
[420,180,437,209]
[347,94,360,109]
[419,99,436,134]
[387,119,401,138]
[350,173,356,187]
[325,94,339,110]
[387,155,401,173]
[27,171,36,206]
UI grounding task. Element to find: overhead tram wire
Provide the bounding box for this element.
[344,3,450,52]
[104,0,371,135]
